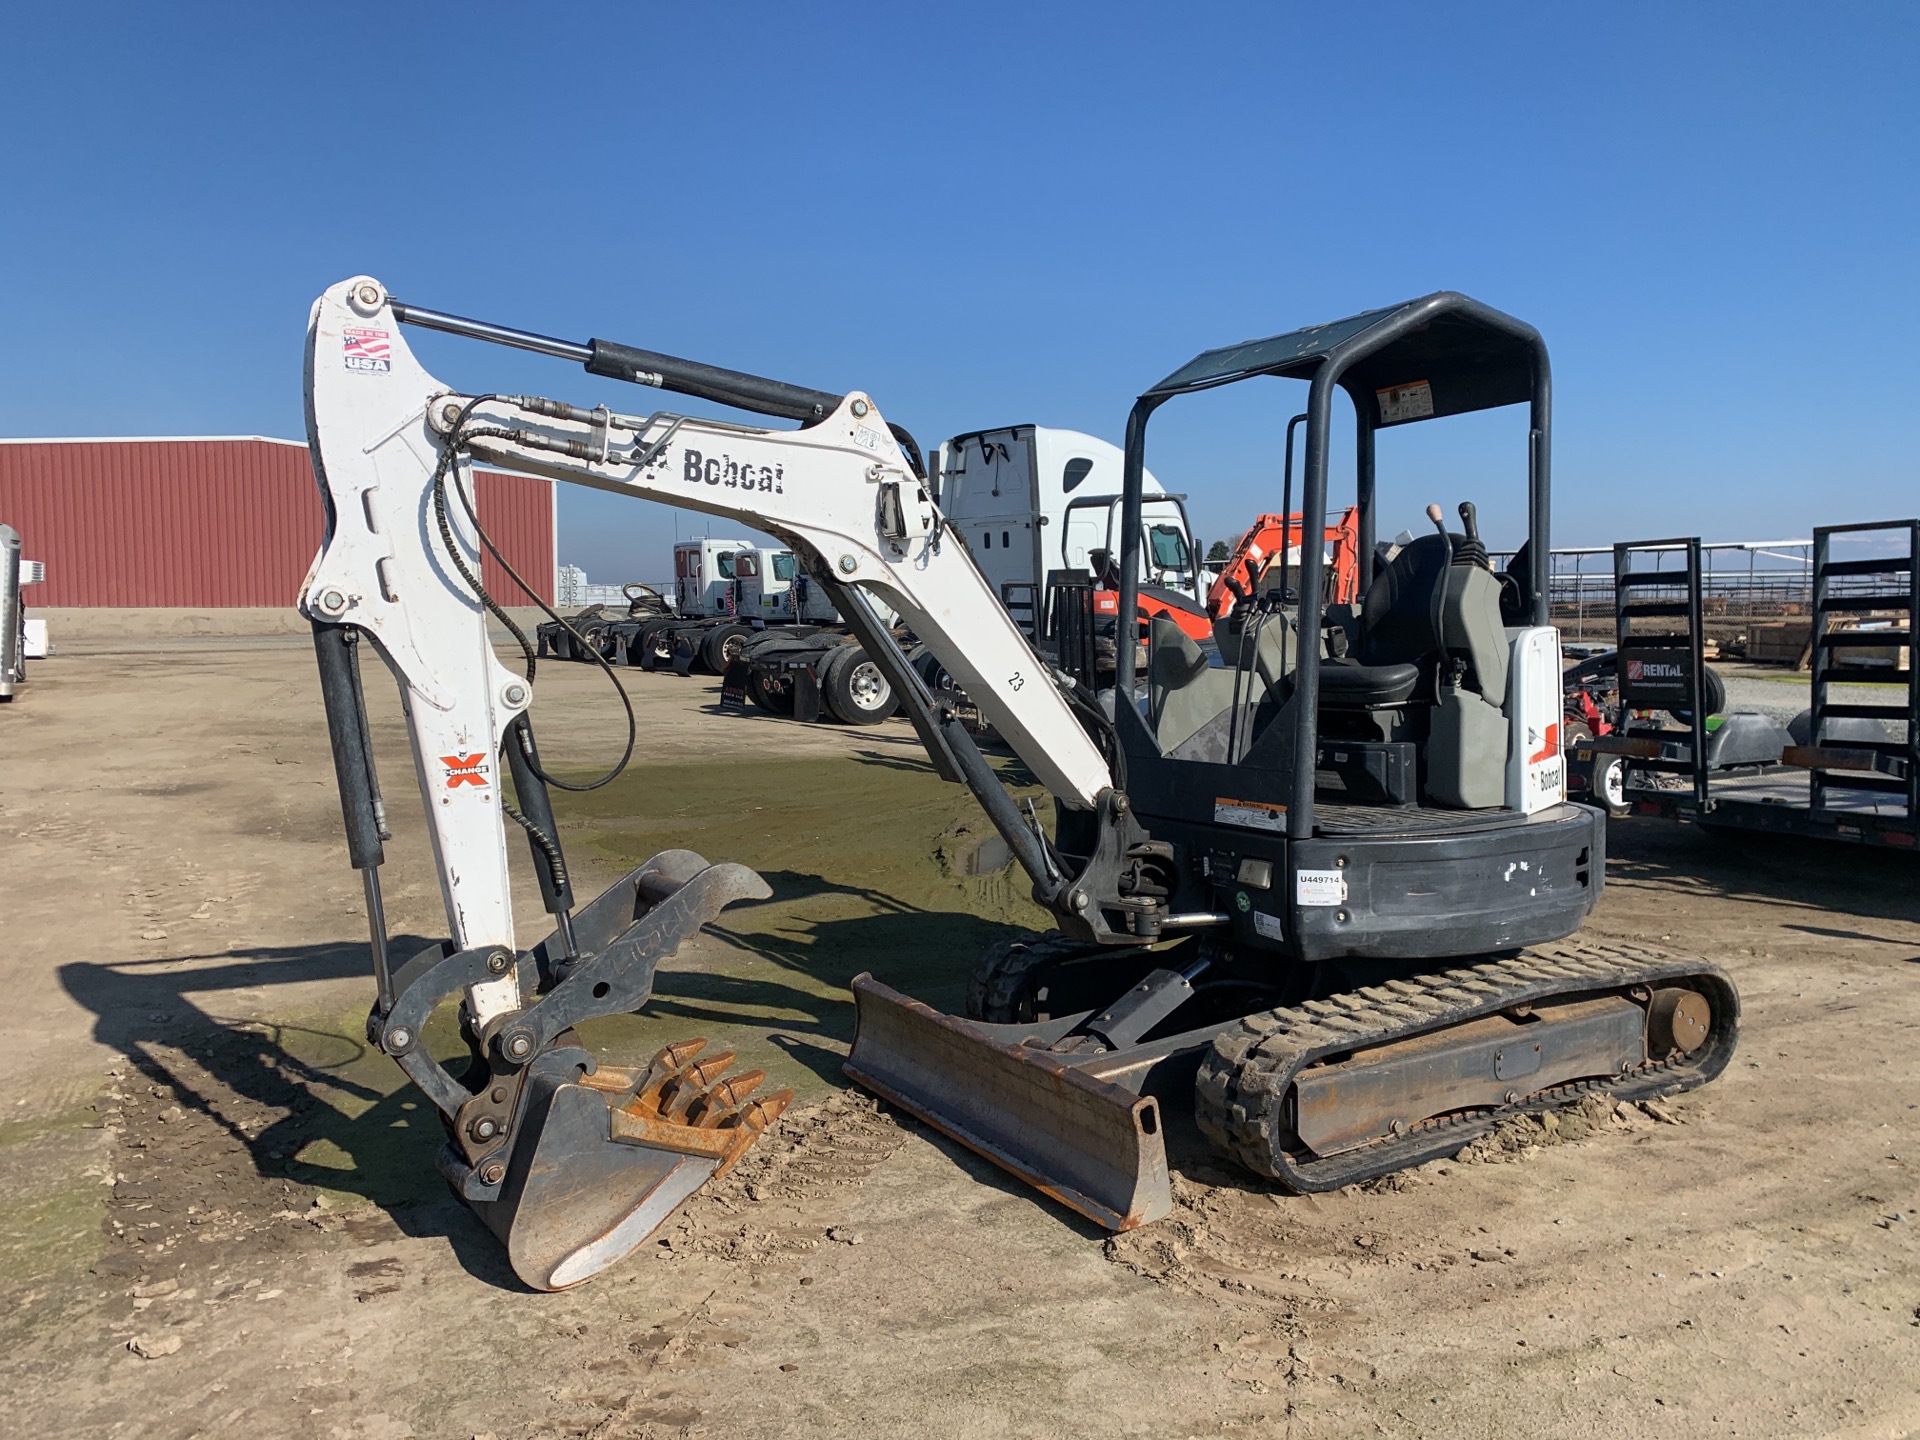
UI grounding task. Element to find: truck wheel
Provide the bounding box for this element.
[1593,753,1632,818]
[746,667,797,715]
[822,649,897,725]
[700,623,754,674]
[628,619,672,668]
[911,648,952,693]
[637,622,680,671]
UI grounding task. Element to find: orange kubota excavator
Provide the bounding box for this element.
[1208,509,1361,621]
[1091,509,1360,645]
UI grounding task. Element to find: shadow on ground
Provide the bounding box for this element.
[1604,816,1920,935]
[58,937,522,1285]
[56,870,1035,1287]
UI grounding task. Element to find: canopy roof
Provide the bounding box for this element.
[1146,291,1542,426]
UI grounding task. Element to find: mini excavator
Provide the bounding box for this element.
[300,277,1739,1286]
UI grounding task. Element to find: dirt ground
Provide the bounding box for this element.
[3,631,1918,1440]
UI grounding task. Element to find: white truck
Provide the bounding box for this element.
[539,537,842,674]
[726,425,1205,725]
[735,547,836,624]
[620,537,761,673]
[934,424,1203,633]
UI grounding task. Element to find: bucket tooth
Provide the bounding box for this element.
[666,1052,737,1117]
[687,1069,768,1127]
[472,1039,789,1292]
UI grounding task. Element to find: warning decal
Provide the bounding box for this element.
[1214,796,1286,832]
[343,327,392,373]
[1376,379,1434,425]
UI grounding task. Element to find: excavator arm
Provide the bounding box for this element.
[299,276,1168,1286]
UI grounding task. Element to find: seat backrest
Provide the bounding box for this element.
[1149,616,1209,694]
[1357,533,1449,668]
[1355,533,1513,704]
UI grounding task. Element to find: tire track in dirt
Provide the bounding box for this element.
[644,1090,903,1262]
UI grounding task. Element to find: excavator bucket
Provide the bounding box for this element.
[843,974,1172,1231]
[363,850,792,1291]
[470,1038,791,1291]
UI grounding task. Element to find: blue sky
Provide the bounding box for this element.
[3,3,1914,584]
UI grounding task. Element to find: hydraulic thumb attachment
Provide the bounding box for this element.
[370,849,787,1291]
[311,619,788,1292]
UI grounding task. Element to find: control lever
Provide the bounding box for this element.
[1454,500,1489,568]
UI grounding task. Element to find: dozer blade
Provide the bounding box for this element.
[843,973,1171,1232]
[470,1038,791,1291]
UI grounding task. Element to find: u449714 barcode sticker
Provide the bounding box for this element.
[1295,868,1347,906]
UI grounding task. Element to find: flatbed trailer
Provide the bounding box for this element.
[1574,523,1918,850]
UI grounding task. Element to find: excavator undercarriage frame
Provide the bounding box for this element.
[847,941,1737,1229]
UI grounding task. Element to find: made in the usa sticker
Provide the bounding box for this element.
[343,327,392,373]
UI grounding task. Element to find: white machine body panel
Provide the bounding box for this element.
[299,285,530,1013]
[1504,625,1566,814]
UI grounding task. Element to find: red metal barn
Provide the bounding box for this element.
[0,437,555,607]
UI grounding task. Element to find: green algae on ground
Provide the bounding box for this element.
[0,1137,109,1291]
[268,1000,480,1209]
[554,748,1053,1100]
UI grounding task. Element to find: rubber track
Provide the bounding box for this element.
[1193,939,1740,1193]
[965,932,1104,1023]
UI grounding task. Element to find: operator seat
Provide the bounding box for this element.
[1317,534,1448,712]
[1319,531,1511,731]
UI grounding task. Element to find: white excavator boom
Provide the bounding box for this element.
[294,275,1127,1289]
[302,276,1114,961]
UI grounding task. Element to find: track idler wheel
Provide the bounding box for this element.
[470,1038,791,1291]
[1646,986,1711,1056]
